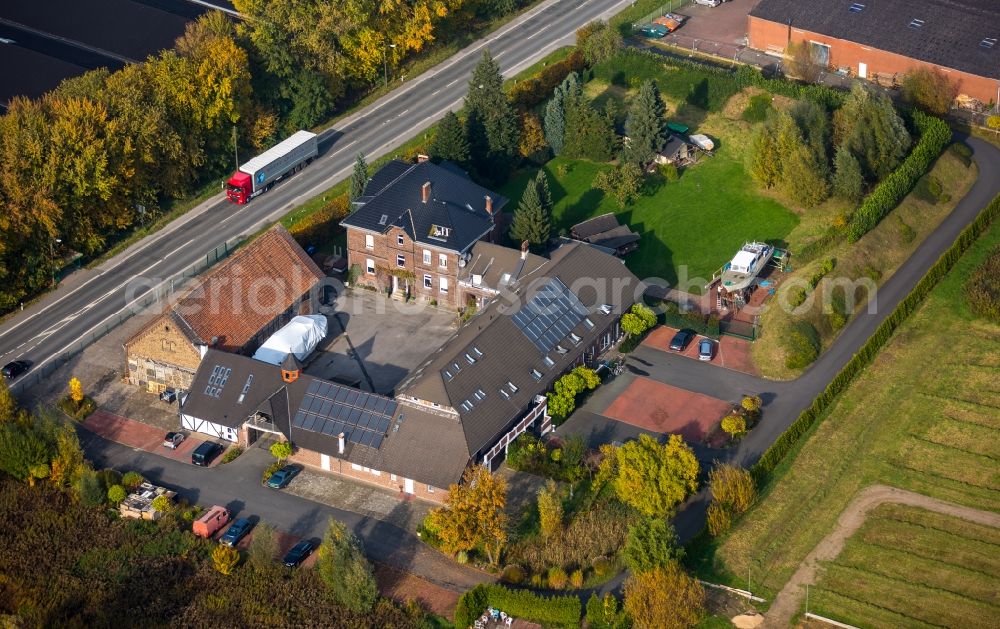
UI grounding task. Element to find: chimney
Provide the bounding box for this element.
[520,240,529,259]
[421,181,432,204]
[417,154,429,163]
[338,432,345,454]
[485,195,493,214]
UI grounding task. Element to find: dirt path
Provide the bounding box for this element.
[764,484,1000,628]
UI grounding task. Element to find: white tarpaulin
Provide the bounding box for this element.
[253,314,328,365]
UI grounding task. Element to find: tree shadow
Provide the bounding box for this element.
[558,187,606,231]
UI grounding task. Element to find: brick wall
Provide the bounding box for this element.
[125,316,201,392]
[346,227,463,308]
[748,16,1000,105]
[289,446,448,504]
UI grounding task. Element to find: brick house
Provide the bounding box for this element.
[748,0,1000,106]
[177,241,642,502]
[124,226,325,394]
[340,160,508,309]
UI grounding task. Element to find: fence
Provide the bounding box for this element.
[633,0,690,27]
[10,236,245,397]
[719,319,757,341]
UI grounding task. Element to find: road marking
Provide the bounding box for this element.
[432,89,440,96]
[445,78,460,87]
[397,109,410,117]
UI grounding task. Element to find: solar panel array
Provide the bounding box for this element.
[291,380,398,450]
[511,278,589,353]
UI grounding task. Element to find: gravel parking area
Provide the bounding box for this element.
[305,289,457,395]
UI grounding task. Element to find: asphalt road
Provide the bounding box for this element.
[81,428,491,590]
[0,0,635,392]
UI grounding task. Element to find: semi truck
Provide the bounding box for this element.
[226,130,319,204]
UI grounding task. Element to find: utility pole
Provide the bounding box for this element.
[383,43,397,86]
[232,125,239,170]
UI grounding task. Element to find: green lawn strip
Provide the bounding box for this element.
[814,563,1000,628]
[833,539,999,603]
[890,438,998,491]
[809,588,939,629]
[499,153,797,288]
[709,218,1000,601]
[917,416,999,458]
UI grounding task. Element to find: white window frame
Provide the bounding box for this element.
[364,234,374,249]
[440,277,449,293]
[423,274,432,289]
[439,253,448,268]
[427,485,435,493]
[351,463,362,471]
[396,254,405,267]
[397,233,404,246]
[423,249,431,265]
[366,258,375,275]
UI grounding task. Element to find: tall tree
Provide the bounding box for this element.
[518,113,548,160]
[831,144,864,204]
[509,170,553,248]
[624,562,704,629]
[834,83,910,181]
[465,49,520,179]
[576,20,623,65]
[316,518,378,613]
[430,111,470,164]
[536,480,563,538]
[901,67,958,116]
[544,88,567,155]
[747,125,781,189]
[612,434,699,518]
[564,97,617,162]
[349,153,369,202]
[623,518,683,574]
[624,80,667,167]
[594,163,643,209]
[426,465,508,565]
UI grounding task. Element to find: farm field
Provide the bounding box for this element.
[697,218,1000,626]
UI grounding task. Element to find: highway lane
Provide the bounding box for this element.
[0,0,635,392]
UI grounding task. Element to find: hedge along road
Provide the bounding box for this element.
[0,0,638,395]
[665,135,1000,546]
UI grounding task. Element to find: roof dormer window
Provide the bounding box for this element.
[569,332,582,345]
[431,225,451,238]
[530,369,542,381]
[599,304,613,315]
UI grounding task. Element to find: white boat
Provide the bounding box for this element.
[719,242,774,293]
[689,134,714,151]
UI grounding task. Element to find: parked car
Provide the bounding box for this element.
[2,360,30,380]
[192,505,231,538]
[694,0,721,6]
[698,338,715,361]
[669,329,694,351]
[266,465,302,489]
[191,441,224,467]
[219,518,254,547]
[282,540,316,567]
[639,24,668,39]
[162,432,185,449]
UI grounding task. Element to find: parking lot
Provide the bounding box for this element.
[642,325,758,375]
[305,289,456,395]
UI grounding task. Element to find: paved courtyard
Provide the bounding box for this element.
[305,289,457,395]
[602,376,731,442]
[642,325,758,376]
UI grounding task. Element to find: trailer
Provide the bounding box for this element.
[226,130,319,204]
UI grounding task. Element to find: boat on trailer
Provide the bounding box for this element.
[720,242,774,293]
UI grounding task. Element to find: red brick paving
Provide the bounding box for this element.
[83,409,228,467]
[375,562,460,619]
[602,377,731,442]
[642,325,758,376]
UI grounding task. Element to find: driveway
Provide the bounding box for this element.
[80,426,491,593]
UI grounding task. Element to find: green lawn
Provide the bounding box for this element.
[499,153,798,290]
[698,218,1000,626]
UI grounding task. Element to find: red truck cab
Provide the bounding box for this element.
[226,171,253,204]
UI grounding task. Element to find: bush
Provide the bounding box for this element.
[784,320,820,369]
[58,395,96,421]
[706,502,732,536]
[659,162,679,182]
[592,556,613,578]
[261,461,283,484]
[847,111,951,242]
[741,93,772,123]
[121,471,144,490]
[949,142,973,167]
[508,503,630,576]
[720,413,747,438]
[510,50,586,112]
[107,484,127,505]
[287,195,350,247]
[623,518,682,573]
[964,244,1000,323]
[500,564,525,585]
[659,301,721,339]
[547,566,568,589]
[221,447,243,464]
[455,550,469,565]
[754,193,1000,482]
[74,468,106,507]
[456,584,581,628]
[212,545,240,575]
[569,569,584,589]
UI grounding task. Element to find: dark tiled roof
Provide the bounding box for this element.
[166,226,325,352]
[341,160,507,253]
[378,407,471,488]
[750,0,1000,80]
[458,241,548,292]
[570,214,640,252]
[180,351,280,429]
[398,242,643,456]
[588,225,642,251]
[571,213,622,240]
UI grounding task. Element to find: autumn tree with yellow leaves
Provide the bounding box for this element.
[426,465,508,565]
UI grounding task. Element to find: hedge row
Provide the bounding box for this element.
[753,192,1000,482]
[846,111,952,242]
[287,195,350,247]
[454,584,582,628]
[509,50,586,112]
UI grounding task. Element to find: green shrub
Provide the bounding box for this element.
[74,468,106,507]
[455,584,581,628]
[847,111,951,241]
[121,471,144,490]
[592,556,613,578]
[455,550,469,565]
[221,447,243,464]
[755,193,1000,483]
[949,142,973,167]
[659,162,679,182]
[569,569,584,589]
[741,93,772,123]
[107,484,127,505]
[896,215,916,243]
[287,195,350,247]
[964,244,1000,323]
[500,564,525,585]
[547,566,568,589]
[510,50,587,111]
[788,286,808,308]
[261,461,283,484]
[784,320,820,369]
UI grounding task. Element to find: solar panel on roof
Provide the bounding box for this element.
[320,400,334,417]
[344,389,359,406]
[322,420,338,435]
[512,278,587,353]
[348,430,362,444]
[301,414,318,431]
[357,412,372,429]
[386,401,398,416]
[376,417,391,433]
[307,380,320,394]
[371,434,384,449]
[373,397,387,415]
[317,381,334,398]
[360,430,374,447]
[348,408,363,425]
[364,396,379,411]
[293,411,306,427]
[335,387,350,403]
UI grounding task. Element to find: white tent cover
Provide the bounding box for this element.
[253,314,328,365]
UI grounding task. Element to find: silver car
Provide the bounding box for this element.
[698,338,715,361]
[694,0,721,6]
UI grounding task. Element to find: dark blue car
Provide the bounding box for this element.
[219,518,253,547]
[283,540,315,567]
[267,465,301,489]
